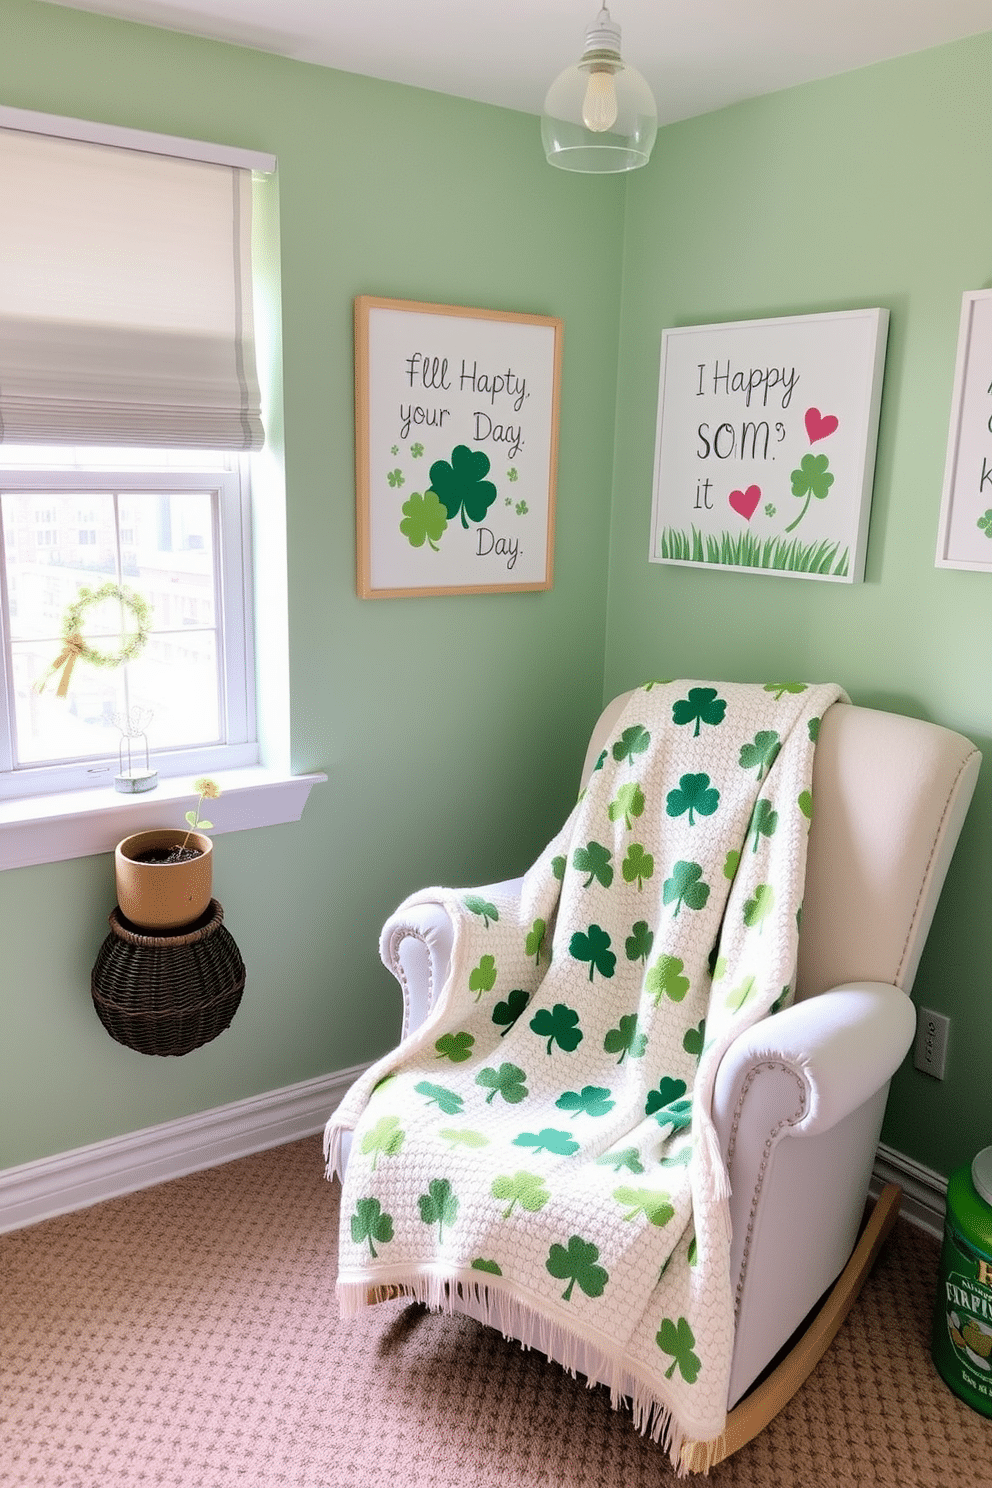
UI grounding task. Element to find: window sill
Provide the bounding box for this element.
[0,767,327,872]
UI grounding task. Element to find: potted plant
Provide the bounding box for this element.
[115,778,221,931]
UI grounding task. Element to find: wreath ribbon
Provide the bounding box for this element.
[37,631,85,698]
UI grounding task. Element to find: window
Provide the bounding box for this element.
[0,447,255,799]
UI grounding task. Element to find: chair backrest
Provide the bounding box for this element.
[582,692,981,1002]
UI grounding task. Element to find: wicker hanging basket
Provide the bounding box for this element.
[91,900,246,1056]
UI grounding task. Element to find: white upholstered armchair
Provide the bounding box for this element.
[348,694,980,1467]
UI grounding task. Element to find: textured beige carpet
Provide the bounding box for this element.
[2,1135,990,1487]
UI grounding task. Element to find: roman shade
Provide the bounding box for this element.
[0,124,265,449]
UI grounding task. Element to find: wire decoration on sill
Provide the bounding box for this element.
[34,582,152,699]
[113,706,157,794]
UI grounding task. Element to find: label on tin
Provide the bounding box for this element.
[935,1227,992,1412]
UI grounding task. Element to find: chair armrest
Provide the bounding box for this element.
[379,877,525,1039]
[712,981,917,1149]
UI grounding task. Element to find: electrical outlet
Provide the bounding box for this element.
[914,1008,950,1079]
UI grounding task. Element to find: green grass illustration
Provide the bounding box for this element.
[660,527,849,577]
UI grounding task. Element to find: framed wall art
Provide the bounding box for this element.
[649,307,889,583]
[935,288,992,572]
[355,296,562,597]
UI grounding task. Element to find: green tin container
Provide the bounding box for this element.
[932,1146,992,1416]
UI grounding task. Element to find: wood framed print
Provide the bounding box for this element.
[649,308,888,582]
[355,296,562,597]
[936,289,992,571]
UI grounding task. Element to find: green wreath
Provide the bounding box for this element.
[37,582,152,698]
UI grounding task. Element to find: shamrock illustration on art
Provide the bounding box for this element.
[645,954,690,1004]
[666,773,719,826]
[979,510,992,538]
[399,489,448,551]
[492,988,531,1036]
[603,1014,647,1063]
[608,782,645,831]
[625,920,654,964]
[469,954,497,1000]
[786,453,834,533]
[569,925,616,981]
[662,861,710,917]
[524,918,547,965]
[546,1236,609,1301]
[387,468,404,488]
[428,445,498,529]
[622,843,654,889]
[435,1031,475,1063]
[612,724,651,766]
[748,798,778,852]
[573,841,613,888]
[739,730,780,780]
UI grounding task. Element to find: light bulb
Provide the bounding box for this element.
[582,68,618,132]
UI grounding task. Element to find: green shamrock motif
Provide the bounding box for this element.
[808,715,821,741]
[351,1197,394,1258]
[439,1128,489,1149]
[476,1062,529,1105]
[507,467,519,482]
[391,445,399,455]
[613,1187,675,1227]
[666,773,719,825]
[612,725,651,765]
[530,1002,583,1053]
[596,1147,644,1175]
[515,500,528,515]
[491,1171,550,1218]
[798,789,813,820]
[418,1178,459,1241]
[657,1316,701,1383]
[551,855,566,881]
[662,861,710,916]
[360,1115,405,1171]
[683,1018,706,1058]
[723,848,741,880]
[764,502,776,517]
[743,882,775,931]
[414,1081,464,1115]
[525,918,546,964]
[764,682,807,700]
[569,925,616,981]
[608,781,645,831]
[428,445,497,529]
[979,510,992,537]
[410,442,424,457]
[786,453,834,532]
[622,844,654,889]
[555,1085,615,1118]
[749,798,779,852]
[546,1236,609,1301]
[625,920,654,963]
[603,1014,647,1063]
[387,468,405,488]
[471,1258,502,1274]
[513,1128,579,1156]
[400,489,448,551]
[646,1077,688,1122]
[573,841,614,888]
[464,895,499,926]
[645,954,690,1004]
[435,1031,475,1063]
[492,988,531,1036]
[469,954,497,1000]
[672,687,726,737]
[739,730,781,780]
[725,974,757,1012]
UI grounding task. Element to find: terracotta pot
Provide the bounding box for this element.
[114,829,213,931]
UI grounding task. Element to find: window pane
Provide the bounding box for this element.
[1,487,222,768]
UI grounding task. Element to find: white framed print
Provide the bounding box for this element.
[936,289,992,571]
[649,308,889,582]
[355,296,562,598]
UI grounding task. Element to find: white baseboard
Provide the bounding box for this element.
[869,1141,947,1240]
[1,1095,946,1243]
[0,1063,371,1235]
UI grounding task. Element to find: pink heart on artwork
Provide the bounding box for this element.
[729,485,761,520]
[805,407,839,444]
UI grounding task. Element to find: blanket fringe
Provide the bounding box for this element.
[323,1120,347,1181]
[337,1271,726,1474]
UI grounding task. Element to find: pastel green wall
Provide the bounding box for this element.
[606,35,992,1176]
[0,1,623,1167]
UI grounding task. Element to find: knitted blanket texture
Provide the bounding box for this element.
[325,680,846,1468]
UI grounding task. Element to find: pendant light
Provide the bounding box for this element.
[541,6,657,173]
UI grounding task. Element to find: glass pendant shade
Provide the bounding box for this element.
[542,7,657,173]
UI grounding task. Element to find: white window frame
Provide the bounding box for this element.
[0,455,258,800]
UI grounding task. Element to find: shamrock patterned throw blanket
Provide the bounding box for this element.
[325,680,846,1469]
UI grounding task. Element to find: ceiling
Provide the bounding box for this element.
[41,0,992,125]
